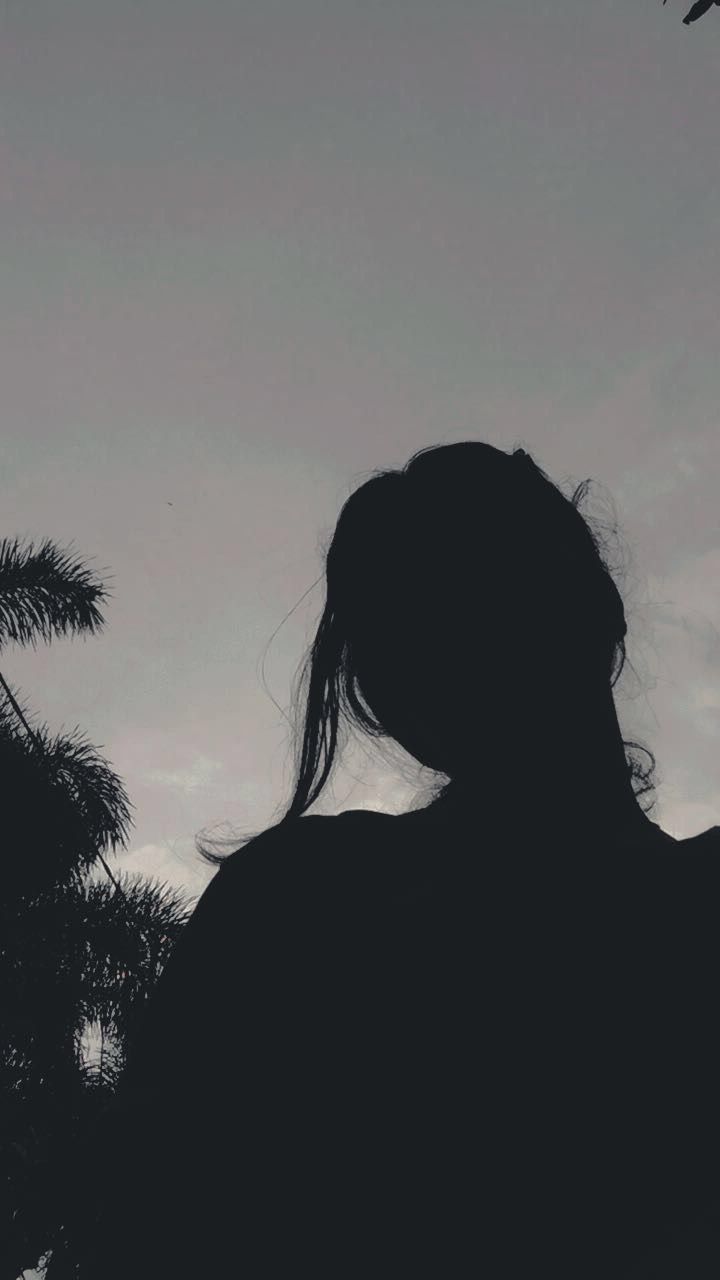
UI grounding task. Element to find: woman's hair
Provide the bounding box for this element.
[196,441,657,867]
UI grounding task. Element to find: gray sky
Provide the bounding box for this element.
[2,0,720,919]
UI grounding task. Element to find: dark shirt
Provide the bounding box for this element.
[68,806,720,1278]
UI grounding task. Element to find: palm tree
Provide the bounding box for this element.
[0,537,197,1279]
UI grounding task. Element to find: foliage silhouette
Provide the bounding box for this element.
[0,536,196,1280]
[664,0,720,26]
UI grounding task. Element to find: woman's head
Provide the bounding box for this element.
[328,443,629,777]
[197,441,656,865]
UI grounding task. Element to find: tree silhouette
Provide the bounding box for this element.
[664,0,720,26]
[0,537,196,1279]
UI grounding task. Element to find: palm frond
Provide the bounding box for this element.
[0,536,113,652]
[72,871,197,1037]
[0,679,134,862]
[0,870,196,1100]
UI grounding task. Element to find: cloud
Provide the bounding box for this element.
[146,754,225,793]
[111,840,213,899]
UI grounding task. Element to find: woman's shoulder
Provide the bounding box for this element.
[195,811,398,922]
[216,809,392,876]
[675,822,720,850]
[654,822,720,875]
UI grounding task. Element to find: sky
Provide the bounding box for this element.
[2,0,720,933]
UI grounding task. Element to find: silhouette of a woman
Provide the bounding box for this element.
[63,443,720,1279]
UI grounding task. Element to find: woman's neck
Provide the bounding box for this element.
[429,685,650,840]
